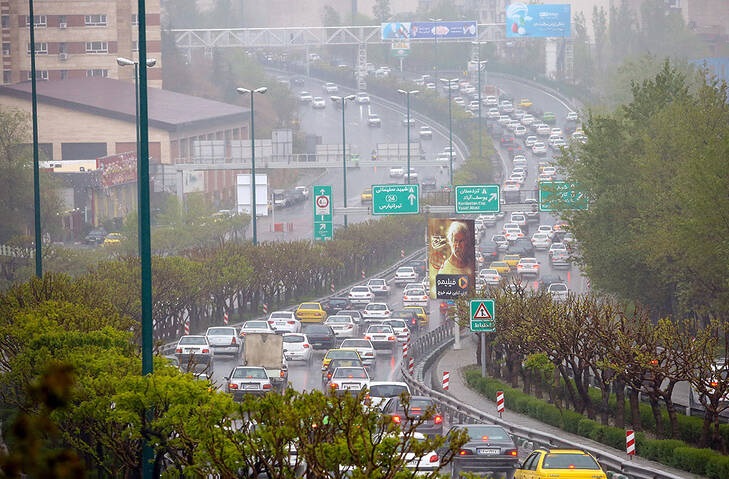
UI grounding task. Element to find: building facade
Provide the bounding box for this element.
[1,0,162,87]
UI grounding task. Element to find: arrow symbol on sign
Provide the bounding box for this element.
[320,189,327,195]
[488,193,498,202]
[320,224,326,230]
[408,193,416,205]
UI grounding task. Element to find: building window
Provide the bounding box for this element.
[132,13,138,26]
[26,15,47,27]
[85,41,108,54]
[27,42,48,54]
[59,42,67,54]
[86,69,108,78]
[1,15,9,29]
[2,43,9,56]
[84,15,107,26]
[132,41,139,52]
[3,71,10,84]
[27,70,49,81]
[60,70,69,80]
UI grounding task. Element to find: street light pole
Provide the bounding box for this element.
[29,0,42,277]
[429,18,442,83]
[471,41,488,163]
[397,89,418,185]
[441,77,459,188]
[331,94,356,227]
[236,87,268,245]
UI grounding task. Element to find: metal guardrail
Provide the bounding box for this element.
[400,327,691,479]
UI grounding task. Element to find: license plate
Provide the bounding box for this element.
[343,383,361,390]
[275,321,287,327]
[242,383,259,390]
[477,448,500,455]
[373,335,385,340]
[184,348,197,354]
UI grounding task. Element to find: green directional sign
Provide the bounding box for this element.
[456,185,500,213]
[372,184,420,215]
[539,181,588,212]
[314,221,333,241]
[470,299,495,332]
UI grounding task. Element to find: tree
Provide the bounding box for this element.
[372,0,391,24]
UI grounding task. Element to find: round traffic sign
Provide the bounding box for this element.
[316,195,329,208]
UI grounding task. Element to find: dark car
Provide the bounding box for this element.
[390,309,420,332]
[321,296,351,316]
[538,274,565,292]
[381,396,444,438]
[421,176,437,191]
[509,238,534,257]
[84,228,108,245]
[407,260,427,278]
[479,241,500,264]
[301,324,336,350]
[439,424,518,478]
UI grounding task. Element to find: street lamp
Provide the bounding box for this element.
[117,57,157,170]
[330,94,356,228]
[429,18,443,82]
[236,87,268,245]
[441,77,459,188]
[397,89,418,184]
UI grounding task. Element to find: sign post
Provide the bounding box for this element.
[372,184,420,215]
[455,185,500,213]
[313,185,333,240]
[471,299,495,378]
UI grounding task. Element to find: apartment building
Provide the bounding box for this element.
[1,0,162,87]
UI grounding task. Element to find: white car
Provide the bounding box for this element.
[524,135,538,148]
[537,224,554,239]
[503,226,524,242]
[517,257,540,277]
[362,302,392,322]
[356,92,370,104]
[549,242,568,257]
[366,278,390,297]
[365,381,411,410]
[510,212,527,228]
[367,113,382,127]
[323,82,338,93]
[486,107,500,119]
[484,95,498,106]
[329,366,370,392]
[325,315,358,338]
[491,234,509,250]
[394,266,418,286]
[513,125,527,137]
[282,333,313,362]
[205,326,240,356]
[512,155,528,168]
[535,123,551,136]
[548,282,569,302]
[502,180,521,192]
[348,285,375,306]
[363,324,397,350]
[402,288,428,308]
[419,125,433,139]
[298,91,313,102]
[267,311,301,334]
[389,166,404,178]
[239,320,275,338]
[382,319,411,343]
[311,96,326,109]
[339,338,376,368]
[566,110,579,122]
[478,268,502,286]
[532,141,548,156]
[531,232,552,250]
[521,114,535,126]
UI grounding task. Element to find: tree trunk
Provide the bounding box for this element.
[614,379,625,429]
[649,395,664,437]
[628,387,642,431]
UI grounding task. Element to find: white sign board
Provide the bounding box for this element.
[236,173,269,217]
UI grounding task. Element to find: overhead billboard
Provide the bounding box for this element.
[381,21,477,41]
[506,3,571,38]
[427,218,476,300]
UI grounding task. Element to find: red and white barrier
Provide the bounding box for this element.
[408,356,414,375]
[262,303,268,315]
[626,429,636,457]
[184,320,190,335]
[361,270,366,279]
[223,312,229,325]
[402,342,409,358]
[442,371,450,391]
[330,283,335,293]
[401,249,405,258]
[496,390,505,415]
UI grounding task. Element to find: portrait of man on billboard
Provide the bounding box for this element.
[427,218,476,299]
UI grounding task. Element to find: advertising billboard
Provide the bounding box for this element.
[381,21,477,41]
[427,218,476,300]
[505,3,571,38]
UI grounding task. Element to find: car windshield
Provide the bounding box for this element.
[231,368,267,379]
[351,287,370,293]
[327,316,350,324]
[299,303,319,310]
[370,384,409,397]
[270,312,291,319]
[207,327,235,336]
[368,304,387,311]
[550,284,568,292]
[542,453,600,470]
[327,350,359,360]
[244,321,268,329]
[369,280,385,286]
[462,425,510,441]
[283,335,304,343]
[368,325,393,333]
[341,340,370,348]
[179,336,206,345]
[303,325,328,333]
[333,368,368,379]
[385,320,407,329]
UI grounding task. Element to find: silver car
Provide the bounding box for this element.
[205,326,240,356]
[225,366,273,400]
[176,335,214,375]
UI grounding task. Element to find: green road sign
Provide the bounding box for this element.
[313,185,333,222]
[539,181,588,212]
[314,221,333,241]
[470,299,495,332]
[372,184,420,215]
[456,185,500,213]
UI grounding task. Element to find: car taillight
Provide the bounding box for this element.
[388,336,396,341]
[327,373,332,380]
[175,348,182,353]
[434,415,443,424]
[330,383,339,389]
[240,332,246,337]
[428,453,439,463]
[506,449,518,457]
[365,335,372,340]
[263,383,272,390]
[711,380,719,388]
[267,320,274,325]
[346,324,353,329]
[391,415,401,424]
[303,343,310,348]
[231,337,237,345]
[202,348,210,354]
[287,320,295,325]
[458,449,473,456]
[280,370,286,378]
[228,383,238,390]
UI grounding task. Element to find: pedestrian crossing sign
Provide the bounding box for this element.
[470,299,495,332]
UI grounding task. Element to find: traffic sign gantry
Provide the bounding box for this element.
[470,299,495,332]
[455,185,500,213]
[372,184,419,215]
[313,185,333,240]
[538,181,588,212]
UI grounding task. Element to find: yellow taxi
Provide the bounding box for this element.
[518,98,533,109]
[503,254,521,270]
[404,305,429,326]
[489,261,511,275]
[361,187,372,204]
[295,302,327,323]
[321,348,362,371]
[514,448,607,479]
[102,232,125,246]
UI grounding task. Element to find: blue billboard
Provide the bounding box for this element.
[505,3,571,38]
[381,21,478,41]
